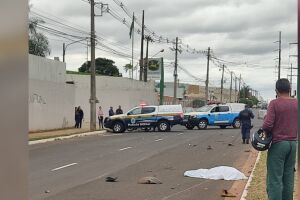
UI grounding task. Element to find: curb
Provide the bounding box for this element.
[240,151,261,200]
[29,130,107,145]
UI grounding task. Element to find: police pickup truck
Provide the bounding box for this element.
[182,103,245,130]
[104,105,184,133]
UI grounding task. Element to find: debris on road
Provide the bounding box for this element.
[105,176,118,182]
[44,190,50,194]
[184,166,248,180]
[221,189,236,197]
[138,176,162,184]
[228,143,234,146]
[207,145,213,150]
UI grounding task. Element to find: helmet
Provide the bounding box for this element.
[251,128,272,151]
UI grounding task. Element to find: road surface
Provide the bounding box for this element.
[30,120,261,200]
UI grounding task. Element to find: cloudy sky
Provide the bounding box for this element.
[30,0,297,101]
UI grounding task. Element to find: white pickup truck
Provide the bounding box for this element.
[182,103,245,130]
[104,105,184,133]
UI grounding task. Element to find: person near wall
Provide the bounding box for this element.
[75,107,80,128]
[97,106,104,129]
[116,105,123,115]
[109,106,114,116]
[238,104,254,144]
[77,106,84,128]
[262,78,297,200]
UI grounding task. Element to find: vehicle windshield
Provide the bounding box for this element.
[195,105,213,112]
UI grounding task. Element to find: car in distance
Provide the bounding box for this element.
[104,105,184,133]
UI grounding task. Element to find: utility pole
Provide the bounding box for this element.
[90,0,96,131]
[234,76,237,102]
[173,37,178,104]
[131,12,135,79]
[278,31,281,80]
[63,43,65,62]
[139,10,145,81]
[220,64,225,102]
[144,35,152,82]
[243,84,246,98]
[238,74,241,102]
[205,47,210,102]
[229,71,233,103]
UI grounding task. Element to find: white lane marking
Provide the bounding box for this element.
[51,163,78,172]
[155,138,163,142]
[119,146,133,151]
[177,133,184,135]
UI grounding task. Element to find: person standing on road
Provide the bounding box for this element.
[116,105,123,115]
[263,78,297,200]
[238,104,254,144]
[109,106,114,116]
[78,106,84,128]
[97,106,104,129]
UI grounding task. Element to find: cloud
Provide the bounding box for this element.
[30,0,296,100]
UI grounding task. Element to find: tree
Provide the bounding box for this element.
[79,57,121,77]
[28,17,51,57]
[239,86,251,98]
[123,63,133,72]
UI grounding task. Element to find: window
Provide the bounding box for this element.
[141,107,156,114]
[128,108,142,115]
[219,106,229,112]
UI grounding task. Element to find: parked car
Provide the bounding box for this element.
[104,105,184,133]
[181,103,245,130]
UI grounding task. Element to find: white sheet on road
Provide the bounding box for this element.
[184,166,248,180]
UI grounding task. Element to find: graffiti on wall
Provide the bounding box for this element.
[29,93,46,104]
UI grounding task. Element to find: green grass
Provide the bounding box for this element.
[247,152,268,200]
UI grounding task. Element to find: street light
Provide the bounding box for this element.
[63,37,88,62]
[151,49,164,58]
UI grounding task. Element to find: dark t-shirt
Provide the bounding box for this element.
[239,108,254,128]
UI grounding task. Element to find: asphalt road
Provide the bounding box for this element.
[30,119,262,200]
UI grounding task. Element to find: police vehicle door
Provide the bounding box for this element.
[126,107,142,127]
[217,105,230,124]
[140,107,157,127]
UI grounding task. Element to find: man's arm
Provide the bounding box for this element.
[262,101,275,131]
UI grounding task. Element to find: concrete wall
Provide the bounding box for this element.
[29,55,75,131]
[67,75,158,123]
[29,55,158,130]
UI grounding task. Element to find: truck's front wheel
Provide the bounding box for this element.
[185,123,195,130]
[113,121,125,133]
[197,119,208,130]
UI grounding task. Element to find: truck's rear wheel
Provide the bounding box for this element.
[158,120,170,132]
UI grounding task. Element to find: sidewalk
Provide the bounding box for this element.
[29,122,106,141]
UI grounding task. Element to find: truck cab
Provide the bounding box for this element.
[182,103,245,130]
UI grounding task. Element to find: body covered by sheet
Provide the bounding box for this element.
[184,166,247,180]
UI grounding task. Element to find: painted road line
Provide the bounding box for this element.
[155,138,163,142]
[177,133,184,135]
[51,163,78,172]
[119,146,133,151]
